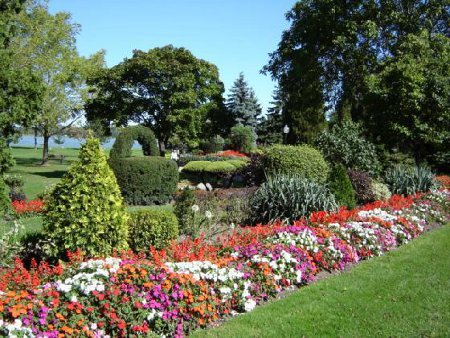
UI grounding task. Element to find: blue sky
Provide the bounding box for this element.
[48,0,296,113]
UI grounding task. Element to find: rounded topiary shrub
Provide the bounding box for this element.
[371,181,392,201]
[109,126,178,205]
[43,138,129,258]
[110,157,178,205]
[128,209,178,251]
[250,174,338,224]
[328,164,356,209]
[263,144,329,183]
[110,125,159,160]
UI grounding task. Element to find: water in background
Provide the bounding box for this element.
[11,135,141,149]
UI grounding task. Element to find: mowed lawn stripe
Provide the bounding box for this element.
[192,224,450,338]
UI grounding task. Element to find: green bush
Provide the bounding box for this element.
[0,177,11,218]
[128,209,178,251]
[250,174,338,224]
[183,160,247,175]
[314,120,381,176]
[110,125,159,160]
[200,135,225,153]
[328,164,356,209]
[110,157,178,205]
[43,138,129,258]
[227,125,256,153]
[174,188,197,236]
[371,181,392,201]
[262,144,330,183]
[384,165,438,195]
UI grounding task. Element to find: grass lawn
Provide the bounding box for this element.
[192,224,450,338]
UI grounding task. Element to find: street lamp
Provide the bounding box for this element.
[283,124,289,144]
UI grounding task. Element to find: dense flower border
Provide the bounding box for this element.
[0,190,449,337]
[11,200,45,216]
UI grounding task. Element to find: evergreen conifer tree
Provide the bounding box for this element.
[256,87,283,145]
[226,73,262,129]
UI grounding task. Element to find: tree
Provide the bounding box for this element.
[226,73,262,129]
[11,0,105,164]
[0,0,42,171]
[256,87,283,145]
[86,45,227,153]
[264,0,449,155]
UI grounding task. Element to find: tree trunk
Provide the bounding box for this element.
[41,129,50,165]
[34,127,38,150]
[159,139,167,157]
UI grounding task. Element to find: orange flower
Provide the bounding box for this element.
[61,326,74,334]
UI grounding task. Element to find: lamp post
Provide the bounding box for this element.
[283,124,289,144]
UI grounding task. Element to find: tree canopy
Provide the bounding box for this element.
[86,45,228,151]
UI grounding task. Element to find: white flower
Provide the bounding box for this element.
[205,210,213,219]
[244,299,257,312]
[70,295,78,303]
[191,204,200,212]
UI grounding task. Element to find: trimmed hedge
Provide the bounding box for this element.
[128,209,179,251]
[182,160,248,175]
[110,157,178,205]
[262,144,329,183]
[110,126,159,160]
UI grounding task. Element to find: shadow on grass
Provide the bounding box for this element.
[14,157,43,166]
[29,170,67,179]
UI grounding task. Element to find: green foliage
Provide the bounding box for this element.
[110,125,159,160]
[314,120,381,175]
[226,73,262,128]
[328,164,356,209]
[43,138,129,258]
[183,160,247,175]
[256,87,283,145]
[384,165,438,195]
[0,139,15,175]
[86,45,227,151]
[263,144,329,183]
[128,209,178,251]
[0,177,11,218]
[371,181,392,201]
[347,169,375,204]
[227,124,256,153]
[110,157,178,205]
[250,174,338,224]
[174,188,197,236]
[206,161,236,174]
[199,135,225,154]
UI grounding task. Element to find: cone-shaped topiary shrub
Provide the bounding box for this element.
[0,177,11,218]
[328,164,356,209]
[43,138,129,258]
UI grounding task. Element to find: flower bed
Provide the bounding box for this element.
[11,200,45,216]
[0,190,449,337]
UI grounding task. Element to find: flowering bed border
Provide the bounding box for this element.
[0,190,449,337]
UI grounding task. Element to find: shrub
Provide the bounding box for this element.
[250,174,338,224]
[128,209,179,251]
[314,120,381,175]
[328,164,356,209]
[227,125,256,153]
[110,157,178,205]
[384,165,438,195]
[262,144,329,183]
[43,138,129,258]
[371,181,392,201]
[238,153,266,187]
[110,125,159,160]
[0,177,11,218]
[200,135,225,153]
[174,188,197,236]
[347,169,375,204]
[4,174,24,190]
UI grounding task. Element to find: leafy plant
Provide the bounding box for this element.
[347,169,375,204]
[227,124,256,153]
[238,153,266,187]
[384,165,438,195]
[0,177,11,218]
[128,209,179,251]
[262,144,330,183]
[110,125,159,160]
[174,188,197,236]
[43,138,129,258]
[314,121,381,176]
[250,174,338,224]
[371,181,392,201]
[200,135,225,153]
[0,221,24,267]
[328,164,356,209]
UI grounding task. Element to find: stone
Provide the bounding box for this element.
[196,183,207,191]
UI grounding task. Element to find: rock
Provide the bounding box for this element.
[205,183,213,191]
[196,183,207,191]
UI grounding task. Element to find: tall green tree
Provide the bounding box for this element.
[0,0,42,171]
[256,87,283,145]
[11,0,105,164]
[226,72,262,129]
[86,45,227,152]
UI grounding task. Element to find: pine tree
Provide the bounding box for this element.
[226,72,262,128]
[256,87,283,145]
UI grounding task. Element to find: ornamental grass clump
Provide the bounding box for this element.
[250,174,338,224]
[43,138,129,258]
[384,164,438,195]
